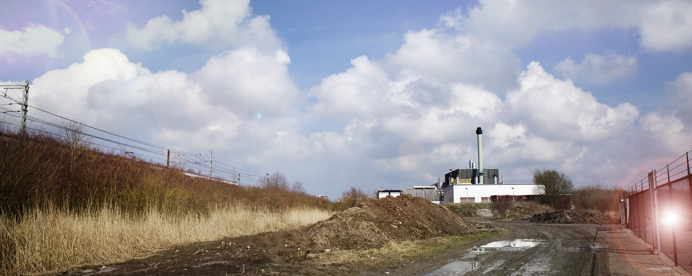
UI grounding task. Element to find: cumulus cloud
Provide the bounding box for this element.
[0,25,64,59]
[29,46,298,150]
[438,1,638,47]
[506,62,639,142]
[555,53,638,84]
[309,56,390,120]
[439,0,692,53]
[639,112,692,153]
[31,48,149,120]
[125,0,280,52]
[669,72,692,124]
[386,28,520,89]
[639,0,692,52]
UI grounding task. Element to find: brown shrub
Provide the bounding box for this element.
[572,184,621,212]
[0,127,336,218]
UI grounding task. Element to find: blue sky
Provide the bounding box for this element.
[2,0,692,199]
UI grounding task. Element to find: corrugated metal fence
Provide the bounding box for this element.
[621,150,692,272]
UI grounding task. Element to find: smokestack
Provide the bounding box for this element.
[476,127,483,184]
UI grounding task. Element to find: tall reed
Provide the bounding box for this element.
[0,124,337,274]
[1,204,332,274]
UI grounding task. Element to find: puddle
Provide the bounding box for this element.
[421,239,545,275]
[477,239,544,251]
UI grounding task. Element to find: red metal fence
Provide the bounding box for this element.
[621,150,692,273]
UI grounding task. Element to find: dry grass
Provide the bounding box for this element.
[1,204,332,275]
[0,125,340,274]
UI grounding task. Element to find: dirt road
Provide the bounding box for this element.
[392,218,687,276]
[59,202,688,276]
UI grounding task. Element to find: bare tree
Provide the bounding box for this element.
[259,172,290,190]
[533,169,573,208]
[63,122,90,174]
[291,181,306,194]
[340,186,369,208]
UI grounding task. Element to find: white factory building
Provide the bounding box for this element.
[379,127,546,205]
[442,183,543,204]
[439,127,544,204]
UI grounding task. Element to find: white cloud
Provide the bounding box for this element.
[125,0,280,52]
[309,56,391,120]
[639,0,692,52]
[640,112,692,153]
[386,28,520,89]
[485,122,574,165]
[31,48,149,121]
[555,53,638,84]
[505,62,639,142]
[439,0,692,53]
[191,48,299,120]
[439,1,639,47]
[29,46,299,150]
[0,25,64,58]
[669,72,692,124]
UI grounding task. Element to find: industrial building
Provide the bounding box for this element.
[378,127,544,204]
[443,183,541,203]
[377,186,440,204]
[376,189,401,198]
[440,127,543,204]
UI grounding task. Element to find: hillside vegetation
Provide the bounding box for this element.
[0,126,336,274]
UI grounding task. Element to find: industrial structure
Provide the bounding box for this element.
[378,126,543,204]
[440,127,543,204]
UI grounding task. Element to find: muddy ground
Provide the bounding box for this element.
[59,199,672,276]
[60,195,479,275]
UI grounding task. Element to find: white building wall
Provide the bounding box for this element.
[377,191,401,199]
[443,184,544,204]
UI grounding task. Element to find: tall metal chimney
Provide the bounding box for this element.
[476,127,484,184]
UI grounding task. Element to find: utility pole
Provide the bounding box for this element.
[198,150,212,178]
[20,80,29,133]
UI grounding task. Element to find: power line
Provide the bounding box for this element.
[0,103,269,185]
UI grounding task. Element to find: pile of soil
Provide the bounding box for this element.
[65,195,477,275]
[529,210,619,224]
[231,195,476,260]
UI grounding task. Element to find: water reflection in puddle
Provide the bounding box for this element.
[478,239,543,251]
[420,239,545,276]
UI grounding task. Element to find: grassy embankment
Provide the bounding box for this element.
[0,127,336,275]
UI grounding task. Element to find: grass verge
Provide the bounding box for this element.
[1,204,333,275]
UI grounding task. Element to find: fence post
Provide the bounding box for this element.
[648,170,659,253]
[667,165,670,184]
[667,176,678,266]
[687,152,690,176]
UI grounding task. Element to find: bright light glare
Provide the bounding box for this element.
[663,211,678,226]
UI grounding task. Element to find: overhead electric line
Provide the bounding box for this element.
[0,94,269,185]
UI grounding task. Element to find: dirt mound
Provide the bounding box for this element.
[225,195,476,262]
[529,210,619,224]
[63,195,478,275]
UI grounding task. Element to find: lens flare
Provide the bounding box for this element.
[663,210,677,226]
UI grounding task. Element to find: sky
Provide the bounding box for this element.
[2,0,692,199]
